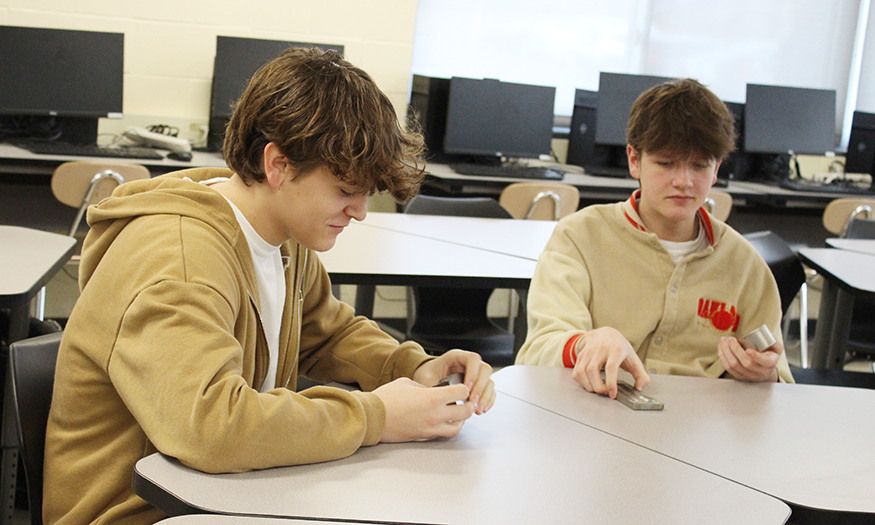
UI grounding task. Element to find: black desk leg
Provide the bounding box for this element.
[354,285,376,318]
[811,280,854,370]
[1,363,18,525]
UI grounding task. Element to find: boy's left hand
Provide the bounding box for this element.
[718,337,782,382]
[413,350,495,415]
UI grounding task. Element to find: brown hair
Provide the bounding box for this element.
[223,47,425,201]
[626,78,737,161]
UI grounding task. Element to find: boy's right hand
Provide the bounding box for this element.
[571,327,650,399]
[374,378,475,443]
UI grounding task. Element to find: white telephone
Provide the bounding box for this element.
[120,126,192,154]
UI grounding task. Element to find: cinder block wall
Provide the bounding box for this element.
[0,1,420,143]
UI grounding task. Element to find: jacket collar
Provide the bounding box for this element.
[623,190,715,246]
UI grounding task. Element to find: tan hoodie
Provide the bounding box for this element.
[44,168,431,524]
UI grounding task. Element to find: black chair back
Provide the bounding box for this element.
[8,331,62,525]
[742,231,806,317]
[402,195,515,366]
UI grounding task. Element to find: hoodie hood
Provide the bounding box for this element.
[79,167,238,290]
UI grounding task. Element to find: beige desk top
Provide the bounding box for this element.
[356,211,557,261]
[134,391,790,524]
[318,221,538,288]
[493,365,875,516]
[0,225,76,307]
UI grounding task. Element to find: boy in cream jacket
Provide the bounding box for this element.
[516,79,793,397]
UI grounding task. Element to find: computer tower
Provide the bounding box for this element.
[717,101,747,184]
[845,111,875,176]
[408,74,451,162]
[566,89,609,168]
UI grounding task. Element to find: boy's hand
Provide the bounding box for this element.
[373,378,474,442]
[571,327,650,399]
[718,337,781,382]
[413,350,495,415]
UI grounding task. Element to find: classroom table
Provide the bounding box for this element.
[133,389,791,525]
[0,225,76,525]
[320,220,538,290]
[0,143,227,177]
[319,220,540,347]
[797,247,875,369]
[160,517,357,525]
[0,225,76,343]
[493,365,875,524]
[826,237,875,255]
[355,211,556,261]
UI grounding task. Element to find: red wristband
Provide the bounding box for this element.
[563,334,584,368]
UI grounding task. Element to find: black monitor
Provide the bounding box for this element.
[0,25,124,145]
[442,77,555,162]
[208,36,344,151]
[595,72,674,146]
[744,83,836,155]
[844,110,875,176]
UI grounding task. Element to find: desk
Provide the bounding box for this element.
[356,212,556,261]
[133,390,790,524]
[320,220,540,347]
[319,217,555,348]
[0,226,76,343]
[826,238,875,255]
[162,517,357,525]
[493,366,875,523]
[798,248,875,369]
[0,143,227,177]
[0,226,75,525]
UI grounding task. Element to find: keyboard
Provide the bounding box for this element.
[22,141,166,160]
[779,178,874,195]
[449,163,564,180]
[584,165,631,179]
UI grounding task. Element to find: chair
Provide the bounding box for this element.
[7,331,63,525]
[498,182,580,220]
[821,197,875,236]
[402,195,516,366]
[835,209,875,359]
[704,190,733,222]
[43,161,150,321]
[51,161,151,238]
[742,231,808,364]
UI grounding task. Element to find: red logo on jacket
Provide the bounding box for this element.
[697,298,740,332]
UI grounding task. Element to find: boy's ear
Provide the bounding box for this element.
[627,145,642,180]
[711,160,722,186]
[263,142,291,189]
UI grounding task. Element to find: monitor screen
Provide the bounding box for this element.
[744,83,836,155]
[210,36,344,120]
[595,72,673,146]
[208,36,343,150]
[0,25,124,118]
[442,77,555,159]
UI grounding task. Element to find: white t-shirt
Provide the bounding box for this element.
[198,178,285,391]
[660,223,708,265]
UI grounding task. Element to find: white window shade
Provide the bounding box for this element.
[411,0,864,148]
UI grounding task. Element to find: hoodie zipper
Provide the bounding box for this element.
[285,250,306,389]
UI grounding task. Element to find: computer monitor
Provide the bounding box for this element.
[594,72,674,146]
[0,25,124,145]
[442,77,555,163]
[744,83,836,155]
[208,36,344,151]
[844,111,875,176]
